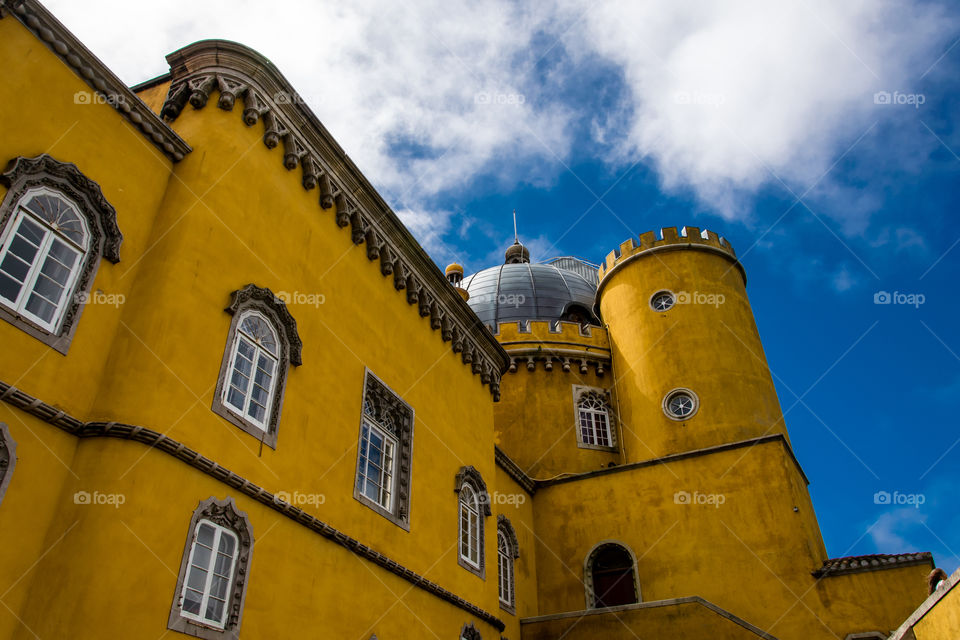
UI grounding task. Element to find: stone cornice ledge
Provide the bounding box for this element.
[158,40,508,399]
[0,380,505,632]
[519,596,779,640]
[0,0,191,162]
[494,446,535,495]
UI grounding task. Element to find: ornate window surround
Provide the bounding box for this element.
[0,155,122,354]
[460,622,482,640]
[455,466,491,579]
[0,423,17,506]
[496,515,519,614]
[572,385,617,452]
[211,284,302,449]
[168,496,254,640]
[353,369,415,530]
[583,539,641,609]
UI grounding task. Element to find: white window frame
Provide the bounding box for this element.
[572,386,617,452]
[356,418,397,511]
[221,310,280,432]
[179,520,238,630]
[578,394,612,447]
[498,529,513,607]
[0,187,88,333]
[459,484,482,569]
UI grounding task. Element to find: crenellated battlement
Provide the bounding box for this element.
[597,226,740,284]
[495,320,609,348]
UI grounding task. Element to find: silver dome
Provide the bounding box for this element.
[462,263,600,328]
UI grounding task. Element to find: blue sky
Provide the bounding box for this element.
[49,0,959,572]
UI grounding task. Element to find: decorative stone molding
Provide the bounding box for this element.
[0,423,16,505]
[0,379,505,632]
[0,0,190,162]
[505,351,609,377]
[494,447,535,495]
[354,370,414,530]
[583,540,641,609]
[497,515,519,560]
[456,465,490,579]
[0,154,124,353]
[167,497,254,640]
[212,284,301,449]
[224,284,302,365]
[497,515,519,615]
[455,466,492,517]
[460,622,483,640]
[157,40,507,399]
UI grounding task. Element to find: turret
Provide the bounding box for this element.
[596,226,787,462]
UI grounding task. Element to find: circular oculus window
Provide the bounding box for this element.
[650,290,676,312]
[663,388,699,420]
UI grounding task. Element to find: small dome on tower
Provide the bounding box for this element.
[445,263,464,278]
[505,241,530,264]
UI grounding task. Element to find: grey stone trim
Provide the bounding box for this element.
[519,595,779,639]
[662,387,700,422]
[505,348,609,376]
[157,40,508,399]
[460,622,482,640]
[0,0,190,162]
[455,466,490,578]
[0,379,506,632]
[812,552,934,579]
[497,515,519,615]
[167,497,253,640]
[352,369,414,530]
[493,447,535,495]
[539,433,811,488]
[583,540,640,608]
[212,284,301,449]
[571,385,617,452]
[0,423,16,506]
[0,155,124,354]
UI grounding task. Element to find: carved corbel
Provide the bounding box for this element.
[379,245,394,276]
[216,76,247,111]
[418,291,432,317]
[301,155,319,190]
[242,90,264,125]
[350,211,366,245]
[188,75,217,110]
[392,260,406,289]
[440,315,453,341]
[262,110,288,149]
[429,303,442,330]
[405,276,419,304]
[365,229,382,260]
[283,134,305,170]
[318,173,334,209]
[160,82,190,120]
[334,193,351,228]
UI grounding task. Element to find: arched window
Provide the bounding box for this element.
[0,155,123,353]
[584,541,639,608]
[497,515,520,613]
[212,284,302,449]
[454,466,490,578]
[168,497,253,640]
[573,387,615,450]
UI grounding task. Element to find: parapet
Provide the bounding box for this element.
[597,226,742,285]
[494,320,611,376]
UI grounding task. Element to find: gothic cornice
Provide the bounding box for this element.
[0,379,505,632]
[0,0,191,163]
[158,40,509,400]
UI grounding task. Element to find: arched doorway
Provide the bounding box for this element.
[585,541,639,608]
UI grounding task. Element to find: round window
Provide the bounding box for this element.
[663,388,699,420]
[650,290,675,312]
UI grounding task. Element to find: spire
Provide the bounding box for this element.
[505,209,530,264]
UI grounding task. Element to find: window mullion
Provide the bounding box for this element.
[241,343,261,419]
[17,222,53,314]
[199,527,221,624]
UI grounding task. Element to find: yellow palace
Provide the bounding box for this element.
[0,1,956,638]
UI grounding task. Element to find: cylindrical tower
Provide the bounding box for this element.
[596,226,786,462]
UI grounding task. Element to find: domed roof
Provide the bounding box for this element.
[462,262,600,328]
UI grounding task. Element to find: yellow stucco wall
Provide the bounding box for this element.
[914,581,960,640]
[598,240,787,462]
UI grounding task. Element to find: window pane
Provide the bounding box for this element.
[182,589,203,615]
[46,239,79,269]
[0,251,32,284]
[186,566,207,591]
[16,216,45,245]
[218,532,236,556]
[210,573,230,599]
[31,272,65,304]
[205,597,225,623]
[0,273,22,302]
[24,293,56,323]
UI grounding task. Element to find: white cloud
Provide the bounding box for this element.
[44,0,952,245]
[869,508,927,552]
